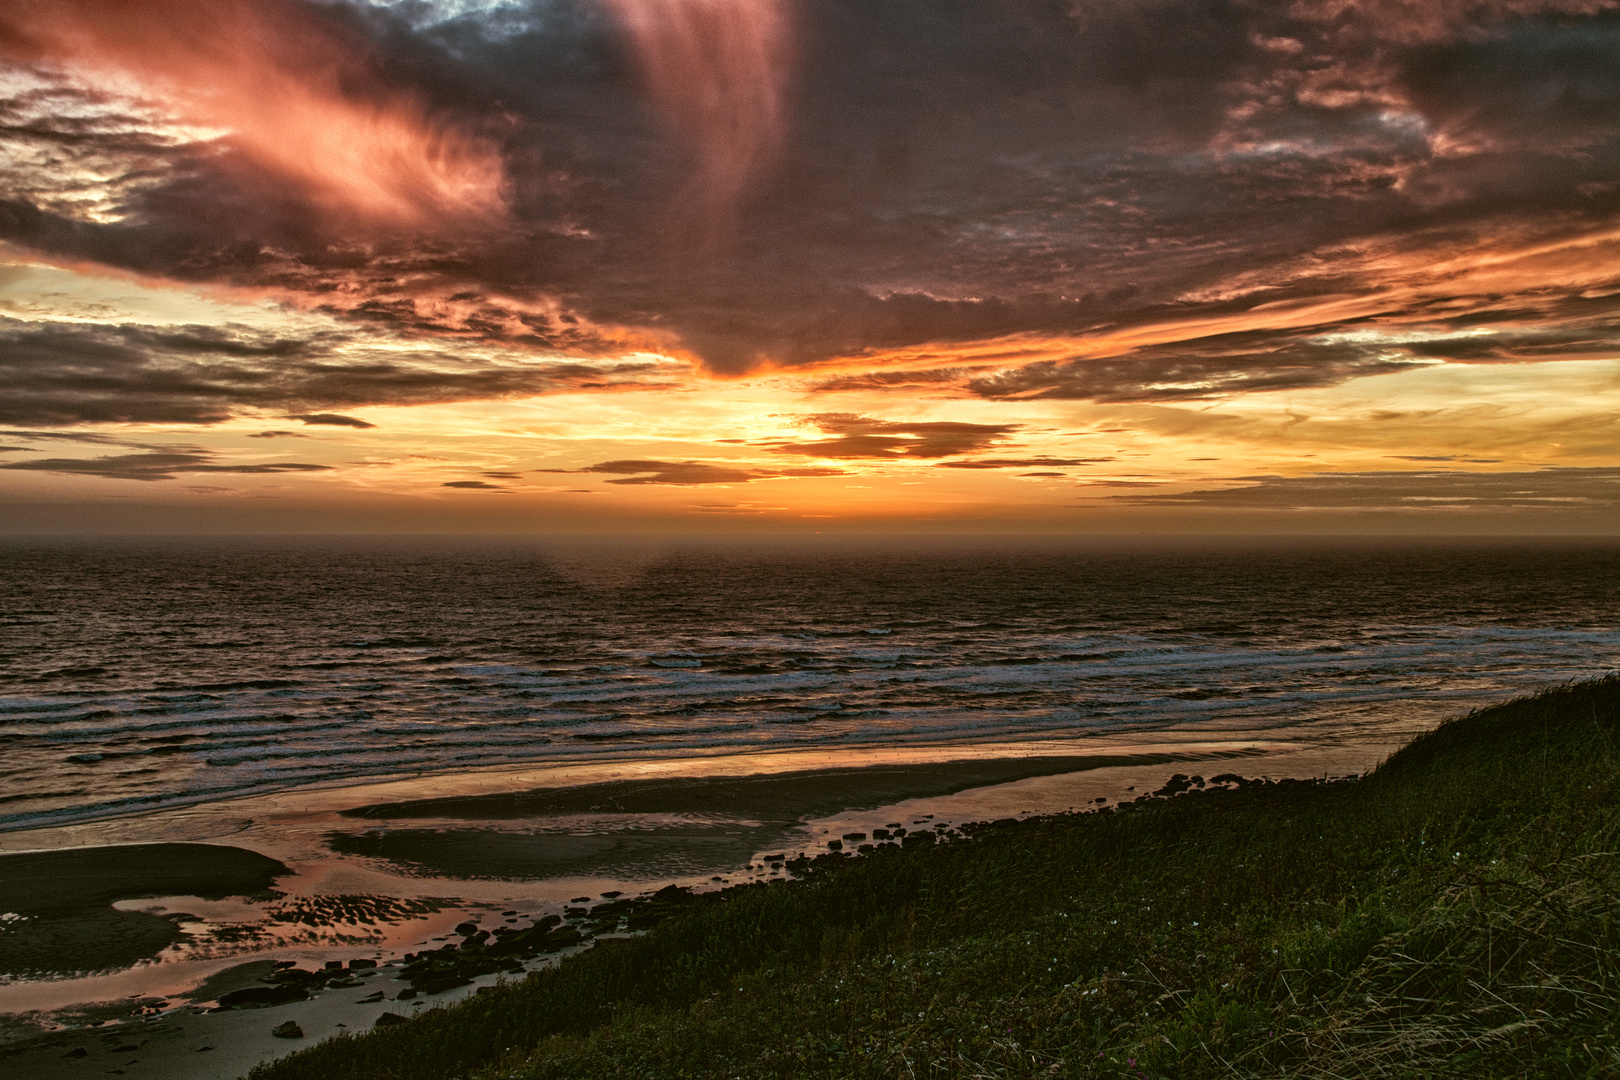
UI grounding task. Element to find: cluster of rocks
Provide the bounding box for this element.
[397,884,710,996]
[1142,772,1315,800]
[199,881,753,1044]
[267,893,449,928]
[828,823,951,854]
[213,958,388,1010]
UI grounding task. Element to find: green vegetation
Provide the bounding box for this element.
[251,677,1620,1079]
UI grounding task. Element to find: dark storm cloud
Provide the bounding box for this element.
[1109,468,1620,510]
[562,459,846,485]
[0,449,332,482]
[0,318,679,425]
[4,0,1620,405]
[764,414,1018,459]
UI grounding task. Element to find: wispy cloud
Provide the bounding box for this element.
[764,414,1019,459]
[287,413,375,429]
[0,0,507,226]
[1108,469,1620,510]
[561,459,845,485]
[0,449,332,482]
[936,457,1111,470]
[0,318,683,425]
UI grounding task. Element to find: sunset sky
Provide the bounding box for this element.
[1,0,1618,533]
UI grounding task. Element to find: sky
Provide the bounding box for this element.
[1,0,1618,534]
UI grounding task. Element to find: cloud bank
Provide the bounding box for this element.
[2,0,1620,425]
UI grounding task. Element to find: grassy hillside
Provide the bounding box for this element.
[251,676,1620,1079]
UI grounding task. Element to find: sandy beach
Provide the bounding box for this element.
[0,731,1395,1080]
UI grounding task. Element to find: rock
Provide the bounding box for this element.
[214,985,309,1009]
[269,967,327,989]
[871,828,891,839]
[417,973,473,995]
[826,839,842,851]
[271,1021,303,1039]
[1151,773,1197,797]
[374,1012,410,1028]
[454,922,478,936]
[357,991,385,1003]
[324,960,344,970]
[546,926,584,948]
[842,832,866,841]
[396,987,418,1000]
[347,958,377,969]
[63,1047,88,1058]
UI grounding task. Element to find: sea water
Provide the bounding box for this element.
[2,535,1617,834]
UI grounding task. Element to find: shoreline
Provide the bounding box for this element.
[0,732,1401,1080]
[237,676,1620,1080]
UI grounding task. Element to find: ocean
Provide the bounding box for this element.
[4,535,1617,836]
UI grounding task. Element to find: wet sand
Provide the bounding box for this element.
[340,753,1199,821]
[0,958,506,1080]
[329,753,1212,881]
